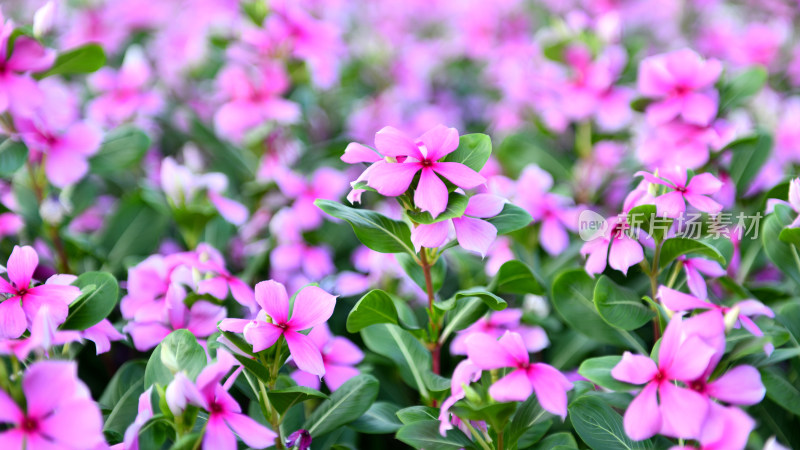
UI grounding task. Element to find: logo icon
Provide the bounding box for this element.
[578,209,607,241]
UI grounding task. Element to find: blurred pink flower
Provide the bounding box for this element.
[291,323,363,391]
[580,215,643,276]
[0,13,55,115]
[450,308,548,355]
[636,167,723,218]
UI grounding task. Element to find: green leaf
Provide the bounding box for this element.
[777,301,800,345]
[268,386,328,415]
[451,402,517,431]
[98,194,170,273]
[144,330,207,388]
[0,139,27,177]
[488,260,544,295]
[761,367,800,416]
[763,205,800,285]
[569,394,656,450]
[346,289,419,333]
[315,199,414,255]
[169,433,203,450]
[533,432,578,450]
[61,271,119,330]
[726,132,772,194]
[578,356,640,392]
[507,393,553,445]
[779,227,800,247]
[395,420,474,450]
[435,287,507,312]
[440,297,489,343]
[397,253,446,293]
[103,379,145,438]
[551,269,646,353]
[396,406,438,424]
[361,324,432,398]
[35,43,105,78]
[627,204,672,242]
[593,276,653,331]
[90,126,151,175]
[303,374,379,437]
[443,133,492,172]
[407,193,468,224]
[630,97,653,113]
[232,353,271,384]
[100,361,147,409]
[658,237,726,269]
[348,401,403,434]
[486,203,532,235]
[190,118,256,181]
[719,66,768,112]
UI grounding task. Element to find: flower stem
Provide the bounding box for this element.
[419,248,441,376]
[649,241,662,341]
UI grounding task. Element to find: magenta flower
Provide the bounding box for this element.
[580,215,644,276]
[285,429,313,450]
[672,403,755,450]
[220,280,337,376]
[274,167,349,231]
[291,323,363,391]
[466,331,573,418]
[0,246,80,339]
[410,193,505,257]
[638,49,722,126]
[167,350,277,450]
[677,256,726,300]
[659,286,775,354]
[0,361,105,449]
[450,308,549,355]
[0,14,55,115]
[119,387,154,450]
[514,165,578,255]
[438,359,482,435]
[82,318,125,354]
[612,315,717,440]
[636,167,723,218]
[365,125,486,218]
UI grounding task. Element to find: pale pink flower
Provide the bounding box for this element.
[291,324,363,391]
[635,167,723,218]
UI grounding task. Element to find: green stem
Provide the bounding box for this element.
[419,248,441,376]
[666,260,683,289]
[576,121,592,159]
[463,420,493,450]
[649,242,662,341]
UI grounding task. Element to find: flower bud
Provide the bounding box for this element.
[33,1,55,38]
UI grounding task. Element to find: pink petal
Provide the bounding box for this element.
[7,245,37,290]
[39,399,104,448]
[658,286,712,312]
[22,361,80,418]
[45,146,89,188]
[418,125,460,161]
[254,280,289,324]
[125,322,171,352]
[638,57,674,96]
[366,161,421,196]
[291,369,321,390]
[658,382,709,439]
[208,192,249,226]
[197,277,229,300]
[323,364,361,391]
[218,318,252,333]
[228,278,257,312]
[224,412,277,448]
[6,37,55,72]
[736,300,774,318]
[683,194,723,215]
[681,92,717,126]
[0,389,22,423]
[611,352,659,385]
[342,142,381,164]
[414,167,449,218]
[464,194,505,218]
[654,191,686,218]
[325,336,365,365]
[581,238,610,276]
[56,122,102,157]
[700,404,754,450]
[244,322,284,353]
[608,236,644,275]
[453,216,496,257]
[497,331,531,366]
[663,335,716,382]
[519,326,550,352]
[203,415,236,450]
[464,332,518,370]
[540,217,568,255]
[288,285,336,331]
[187,301,227,337]
[686,173,723,195]
[689,258,726,277]
[685,266,709,300]
[623,382,662,441]
[432,162,486,190]
[411,221,451,252]
[706,365,765,405]
[0,430,25,449]
[488,368,533,402]
[645,97,682,125]
[0,299,26,339]
[374,126,423,159]
[528,363,573,419]
[285,330,325,376]
[635,170,674,189]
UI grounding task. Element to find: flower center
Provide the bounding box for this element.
[210,402,223,413]
[20,416,38,433]
[421,159,433,167]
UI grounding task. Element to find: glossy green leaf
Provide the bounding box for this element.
[719,66,768,112]
[726,132,772,194]
[397,253,446,293]
[348,401,403,434]
[36,43,105,78]
[569,394,656,450]
[593,275,653,330]
[763,205,800,285]
[486,203,532,234]
[361,324,432,398]
[0,139,27,177]
[396,406,438,424]
[443,133,492,172]
[346,289,419,333]
[659,237,726,269]
[144,330,206,388]
[578,356,639,392]
[627,204,671,242]
[268,386,328,415]
[303,375,379,437]
[61,271,119,331]
[90,126,151,174]
[761,367,800,416]
[488,260,544,295]
[407,192,468,224]
[395,420,474,450]
[316,199,414,255]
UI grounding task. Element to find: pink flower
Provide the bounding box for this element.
[636,167,723,218]
[274,167,349,231]
[580,215,644,276]
[0,14,55,116]
[612,315,718,440]
[450,308,548,355]
[364,125,486,218]
[220,280,337,376]
[166,350,277,450]
[466,331,573,418]
[0,361,105,449]
[438,359,482,435]
[82,318,125,354]
[514,165,577,255]
[0,246,80,339]
[291,323,364,391]
[119,387,153,450]
[659,286,775,354]
[638,49,721,126]
[410,193,505,257]
[671,403,755,450]
[677,256,726,300]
